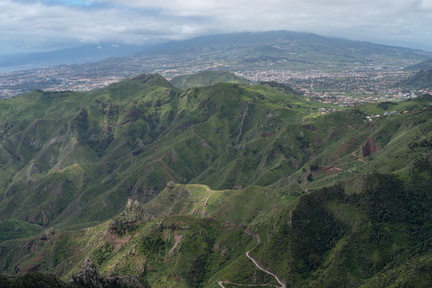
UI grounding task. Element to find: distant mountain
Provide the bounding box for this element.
[2,31,431,74]
[0,43,145,70]
[134,31,432,70]
[398,70,432,89]
[169,71,250,89]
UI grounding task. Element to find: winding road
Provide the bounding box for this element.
[246,251,286,288]
[216,252,286,288]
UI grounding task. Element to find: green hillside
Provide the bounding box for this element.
[169,71,250,89]
[1,73,432,287]
[397,69,432,89]
[0,73,340,230]
[2,160,432,287]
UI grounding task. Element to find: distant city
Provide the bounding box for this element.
[235,67,430,106]
[1,62,430,107]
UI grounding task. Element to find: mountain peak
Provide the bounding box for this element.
[169,70,250,89]
[131,73,177,89]
[131,73,163,83]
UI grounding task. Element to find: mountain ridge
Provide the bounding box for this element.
[2,30,431,76]
[1,73,431,229]
[133,30,432,71]
[1,73,432,287]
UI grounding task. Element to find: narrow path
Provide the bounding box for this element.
[236,102,250,145]
[218,280,277,288]
[246,251,286,288]
[168,233,183,256]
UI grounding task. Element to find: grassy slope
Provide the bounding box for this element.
[3,157,432,287]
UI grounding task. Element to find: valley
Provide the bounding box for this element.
[0,30,432,288]
[0,71,431,287]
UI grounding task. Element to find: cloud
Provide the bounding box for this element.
[0,0,431,55]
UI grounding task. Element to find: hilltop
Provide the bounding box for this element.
[1,73,432,287]
[169,71,250,89]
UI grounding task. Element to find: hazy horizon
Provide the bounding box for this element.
[1,0,431,56]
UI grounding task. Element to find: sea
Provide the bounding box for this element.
[0,67,22,74]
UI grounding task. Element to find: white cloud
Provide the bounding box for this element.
[0,0,431,54]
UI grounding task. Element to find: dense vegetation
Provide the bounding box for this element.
[1,72,432,287]
[0,273,76,288]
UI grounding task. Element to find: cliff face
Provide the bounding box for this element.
[363,137,378,157]
[72,258,107,288]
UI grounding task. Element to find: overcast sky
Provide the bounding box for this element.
[1,0,432,55]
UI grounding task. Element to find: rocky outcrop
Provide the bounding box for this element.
[108,275,148,288]
[72,258,147,288]
[72,258,108,288]
[362,137,378,157]
[116,199,149,223]
[108,199,149,236]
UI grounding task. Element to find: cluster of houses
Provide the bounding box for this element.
[365,110,409,122]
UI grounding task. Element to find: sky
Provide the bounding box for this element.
[1,0,432,55]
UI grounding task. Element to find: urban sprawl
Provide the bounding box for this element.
[0,62,431,107]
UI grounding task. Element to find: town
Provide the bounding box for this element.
[1,58,431,107]
[235,67,431,106]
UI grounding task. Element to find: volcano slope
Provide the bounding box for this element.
[0,74,432,287]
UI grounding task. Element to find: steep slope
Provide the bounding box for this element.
[245,156,432,288]
[0,74,331,230]
[1,74,431,231]
[0,74,180,228]
[2,152,432,287]
[1,74,432,287]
